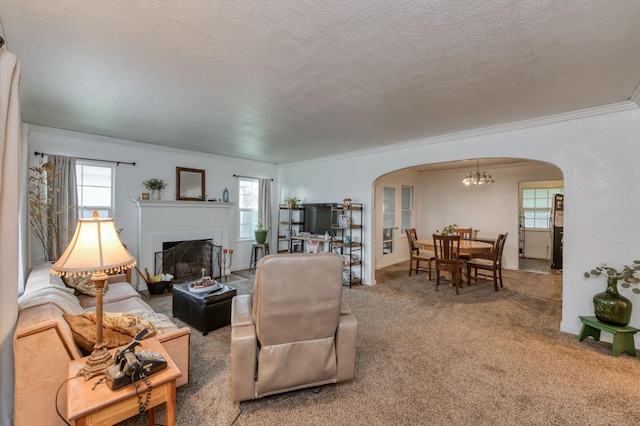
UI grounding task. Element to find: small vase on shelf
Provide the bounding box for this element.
[143,178,167,201]
[223,187,229,202]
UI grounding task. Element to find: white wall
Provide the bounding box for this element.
[26,104,640,341]
[27,125,278,271]
[278,105,640,339]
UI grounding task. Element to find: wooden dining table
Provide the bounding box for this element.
[416,239,493,256]
[417,238,494,284]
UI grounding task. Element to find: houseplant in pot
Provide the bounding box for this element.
[584,260,640,326]
[254,219,269,244]
[143,178,167,200]
[285,196,300,209]
[438,224,458,236]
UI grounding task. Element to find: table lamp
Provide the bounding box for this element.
[51,210,136,379]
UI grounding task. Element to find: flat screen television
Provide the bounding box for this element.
[303,204,333,236]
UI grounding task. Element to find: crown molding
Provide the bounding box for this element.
[29,99,639,170]
[26,123,269,166]
[281,100,639,169]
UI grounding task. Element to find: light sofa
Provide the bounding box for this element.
[14,262,190,426]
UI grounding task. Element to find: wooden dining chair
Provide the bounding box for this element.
[453,228,473,240]
[466,233,508,291]
[406,228,435,279]
[453,227,473,271]
[432,234,464,295]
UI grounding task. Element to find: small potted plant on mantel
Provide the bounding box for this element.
[143,178,167,200]
[584,260,640,326]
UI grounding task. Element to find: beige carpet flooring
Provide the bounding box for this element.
[121,264,640,425]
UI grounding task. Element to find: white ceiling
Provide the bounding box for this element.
[1,1,639,164]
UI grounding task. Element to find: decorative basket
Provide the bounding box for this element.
[147,280,171,295]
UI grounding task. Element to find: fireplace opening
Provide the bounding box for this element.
[155,239,222,283]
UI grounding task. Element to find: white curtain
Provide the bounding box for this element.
[48,155,77,259]
[258,178,272,239]
[18,123,30,296]
[0,44,21,426]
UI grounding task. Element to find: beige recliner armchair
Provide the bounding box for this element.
[230,252,357,402]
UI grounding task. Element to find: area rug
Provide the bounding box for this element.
[123,278,252,425]
[120,267,640,426]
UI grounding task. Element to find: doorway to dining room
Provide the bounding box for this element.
[372,158,564,281]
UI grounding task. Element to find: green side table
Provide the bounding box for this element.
[578,316,639,357]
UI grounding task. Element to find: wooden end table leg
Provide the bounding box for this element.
[147,407,155,426]
[166,381,177,426]
[578,324,601,342]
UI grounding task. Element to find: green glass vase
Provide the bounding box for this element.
[593,277,633,326]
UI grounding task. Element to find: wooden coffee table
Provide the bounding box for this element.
[66,337,181,425]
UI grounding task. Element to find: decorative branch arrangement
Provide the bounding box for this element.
[28,161,74,261]
[585,261,640,293]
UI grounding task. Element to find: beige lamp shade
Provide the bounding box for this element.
[51,211,136,276]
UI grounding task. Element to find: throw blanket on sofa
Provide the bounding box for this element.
[18,284,85,315]
[129,309,177,331]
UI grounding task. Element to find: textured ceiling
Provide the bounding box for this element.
[1,1,640,164]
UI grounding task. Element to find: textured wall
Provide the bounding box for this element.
[279,106,640,338]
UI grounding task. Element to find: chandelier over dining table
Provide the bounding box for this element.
[462,160,495,185]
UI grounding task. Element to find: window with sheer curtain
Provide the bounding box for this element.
[76,161,114,218]
[238,178,259,239]
[401,186,413,233]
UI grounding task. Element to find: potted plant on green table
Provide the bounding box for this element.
[143,178,167,200]
[584,260,640,326]
[254,219,269,244]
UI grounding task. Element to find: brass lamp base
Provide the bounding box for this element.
[77,272,114,380]
[77,347,115,380]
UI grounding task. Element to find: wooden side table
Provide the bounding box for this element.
[67,337,181,425]
[578,316,639,357]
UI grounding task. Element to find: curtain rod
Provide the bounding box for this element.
[34,151,136,166]
[233,174,273,181]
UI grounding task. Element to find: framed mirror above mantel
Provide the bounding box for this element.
[176,167,205,201]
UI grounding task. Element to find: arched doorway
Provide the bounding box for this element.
[371,158,563,281]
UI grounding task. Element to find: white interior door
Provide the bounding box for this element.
[376,185,403,268]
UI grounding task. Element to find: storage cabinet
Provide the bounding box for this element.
[330,202,363,287]
[277,204,305,253]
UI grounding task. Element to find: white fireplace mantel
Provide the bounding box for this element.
[132,199,235,290]
[132,200,235,209]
